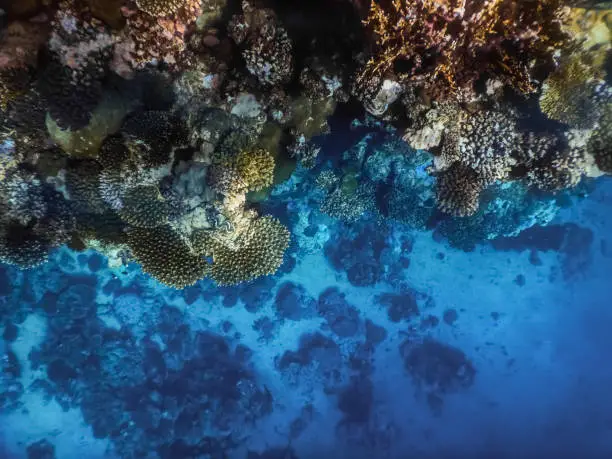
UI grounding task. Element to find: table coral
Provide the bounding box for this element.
[127,225,210,288]
[209,215,290,285]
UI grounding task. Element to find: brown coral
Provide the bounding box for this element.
[228,1,294,87]
[435,164,484,217]
[360,0,571,100]
[136,0,184,17]
[209,215,290,285]
[117,0,201,73]
[127,225,209,288]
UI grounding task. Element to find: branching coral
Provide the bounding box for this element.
[360,0,570,100]
[40,3,116,130]
[435,164,485,217]
[0,167,75,268]
[235,149,275,192]
[437,107,520,185]
[118,0,202,73]
[320,176,378,223]
[523,129,592,191]
[228,1,294,87]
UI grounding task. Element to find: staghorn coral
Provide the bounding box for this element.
[435,164,484,217]
[127,225,209,288]
[359,0,570,101]
[209,215,290,285]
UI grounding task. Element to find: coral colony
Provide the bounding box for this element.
[0,0,611,457]
[0,0,610,286]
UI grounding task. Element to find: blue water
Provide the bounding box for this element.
[1,133,611,458]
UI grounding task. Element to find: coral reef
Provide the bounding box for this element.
[0,0,610,288]
[358,0,570,102]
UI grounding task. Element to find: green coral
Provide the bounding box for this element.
[127,225,209,289]
[209,216,290,286]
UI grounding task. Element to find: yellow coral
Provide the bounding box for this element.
[539,55,602,128]
[209,215,290,285]
[235,148,275,192]
[564,7,611,50]
[135,0,183,17]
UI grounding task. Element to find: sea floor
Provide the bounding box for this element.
[1,178,611,459]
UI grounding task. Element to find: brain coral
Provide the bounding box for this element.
[209,215,290,285]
